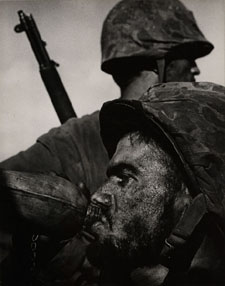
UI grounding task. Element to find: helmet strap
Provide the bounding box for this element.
[159,192,225,285]
[160,193,208,272]
[156,58,166,83]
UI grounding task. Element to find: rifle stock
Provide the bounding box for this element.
[14,10,77,124]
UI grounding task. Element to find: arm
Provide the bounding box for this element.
[0,112,109,193]
[0,113,107,285]
[0,139,62,174]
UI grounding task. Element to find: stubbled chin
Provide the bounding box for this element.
[87,223,126,264]
[91,221,122,248]
[88,229,150,269]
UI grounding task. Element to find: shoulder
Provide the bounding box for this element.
[38,110,100,145]
[64,110,101,134]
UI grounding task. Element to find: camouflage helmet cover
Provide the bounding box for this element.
[101,0,214,74]
[100,82,225,227]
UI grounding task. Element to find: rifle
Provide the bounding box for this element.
[14,10,77,124]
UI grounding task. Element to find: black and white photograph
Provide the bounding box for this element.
[0,0,225,285]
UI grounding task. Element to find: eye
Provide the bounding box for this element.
[116,170,135,187]
[107,164,138,187]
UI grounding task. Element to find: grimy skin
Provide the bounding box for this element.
[88,131,225,285]
[88,131,191,284]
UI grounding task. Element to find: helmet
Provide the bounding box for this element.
[100,82,225,204]
[101,0,214,74]
[100,82,225,270]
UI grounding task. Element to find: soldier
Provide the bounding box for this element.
[0,0,214,285]
[0,0,213,193]
[87,82,225,286]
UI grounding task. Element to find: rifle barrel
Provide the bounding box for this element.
[14,10,77,123]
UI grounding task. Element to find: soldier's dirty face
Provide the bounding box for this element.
[165,58,200,82]
[89,132,182,267]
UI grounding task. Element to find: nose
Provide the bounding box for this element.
[190,63,200,76]
[83,192,115,232]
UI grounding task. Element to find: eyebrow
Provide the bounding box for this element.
[106,162,138,178]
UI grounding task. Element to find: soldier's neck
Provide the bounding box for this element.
[120,70,159,100]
